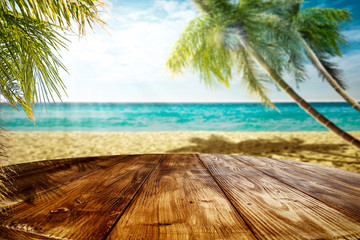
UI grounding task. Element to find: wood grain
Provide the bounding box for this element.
[198,154,360,240]
[0,228,55,240]
[0,154,162,240]
[261,156,360,188]
[1,155,129,209]
[107,154,257,240]
[2,154,360,240]
[237,155,360,221]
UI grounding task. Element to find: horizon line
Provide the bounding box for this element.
[1,100,358,104]
[13,101,360,104]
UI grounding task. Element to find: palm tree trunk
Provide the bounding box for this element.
[300,38,360,113]
[239,36,360,149]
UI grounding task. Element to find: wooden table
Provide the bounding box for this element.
[1,154,360,239]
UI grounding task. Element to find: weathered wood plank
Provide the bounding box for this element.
[199,154,360,240]
[0,227,55,240]
[238,156,360,221]
[0,154,162,240]
[1,155,129,209]
[261,156,360,188]
[107,154,256,240]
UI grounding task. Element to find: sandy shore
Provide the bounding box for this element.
[3,131,360,173]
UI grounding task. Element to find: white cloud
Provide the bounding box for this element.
[60,0,198,91]
[154,0,197,20]
[337,50,360,88]
[344,29,360,42]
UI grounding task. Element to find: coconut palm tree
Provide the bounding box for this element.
[167,0,360,149]
[274,2,360,112]
[0,0,107,119]
[0,0,107,200]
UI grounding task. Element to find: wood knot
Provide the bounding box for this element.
[158,223,172,226]
[76,198,86,204]
[10,221,19,227]
[279,198,299,203]
[50,207,69,213]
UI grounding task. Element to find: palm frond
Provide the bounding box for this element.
[299,8,350,57]
[192,0,233,15]
[236,48,276,109]
[0,11,68,119]
[287,52,307,88]
[314,52,347,89]
[191,0,212,13]
[167,16,208,75]
[300,8,351,25]
[167,15,231,87]
[168,0,278,108]
[296,7,349,89]
[0,0,107,35]
[245,8,307,87]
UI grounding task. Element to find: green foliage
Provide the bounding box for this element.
[298,8,350,89]
[261,2,351,89]
[167,16,232,88]
[299,8,350,57]
[278,3,351,89]
[0,0,107,202]
[0,11,67,118]
[168,0,351,104]
[0,0,107,35]
[236,48,275,108]
[315,52,347,89]
[0,0,107,119]
[167,0,297,108]
[167,0,360,148]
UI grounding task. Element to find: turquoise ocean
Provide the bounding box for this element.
[1,102,359,132]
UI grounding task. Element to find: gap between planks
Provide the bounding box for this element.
[106,154,257,240]
[1,155,132,210]
[3,154,359,240]
[198,154,360,240]
[195,154,261,240]
[102,154,165,239]
[237,155,360,222]
[1,154,163,240]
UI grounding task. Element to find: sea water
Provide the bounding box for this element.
[1,102,359,132]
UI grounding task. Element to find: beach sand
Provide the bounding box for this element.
[4,131,360,173]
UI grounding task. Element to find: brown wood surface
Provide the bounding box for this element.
[198,154,360,240]
[1,155,129,209]
[258,156,360,187]
[1,154,360,240]
[236,156,360,221]
[107,154,256,240]
[1,154,162,240]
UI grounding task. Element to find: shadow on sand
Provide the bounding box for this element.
[167,134,360,171]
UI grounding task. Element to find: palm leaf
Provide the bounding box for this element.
[236,48,276,109]
[299,8,350,57]
[167,9,276,108]
[1,0,107,35]
[314,52,347,89]
[0,10,68,119]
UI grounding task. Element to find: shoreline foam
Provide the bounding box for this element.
[5,131,360,173]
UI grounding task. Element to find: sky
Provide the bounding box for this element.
[59,0,360,103]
